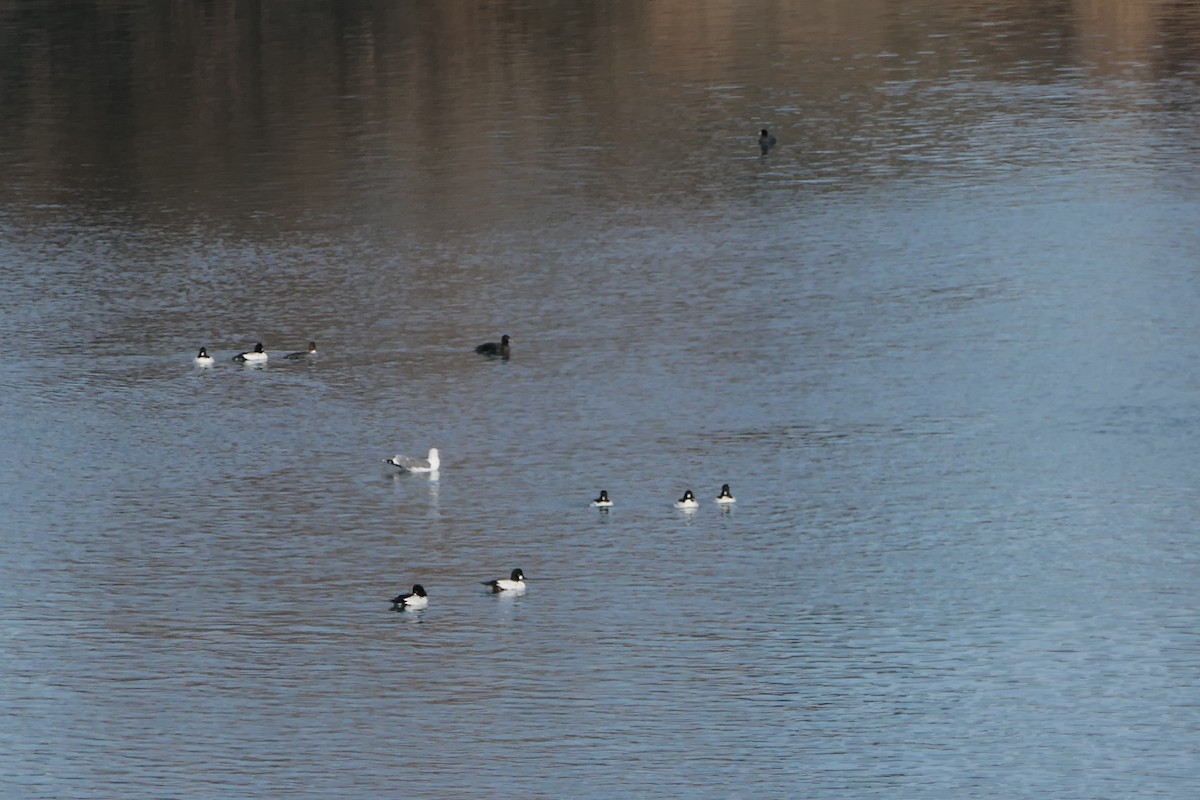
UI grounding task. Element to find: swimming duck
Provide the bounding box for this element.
[482,568,526,594]
[475,334,511,357]
[759,128,777,153]
[383,447,441,473]
[716,484,736,504]
[233,343,267,363]
[591,490,613,508]
[284,341,318,360]
[194,347,214,366]
[675,490,699,509]
[391,584,428,611]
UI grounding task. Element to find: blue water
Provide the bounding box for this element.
[2,1,1200,797]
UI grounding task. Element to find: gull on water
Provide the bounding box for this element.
[383,447,441,473]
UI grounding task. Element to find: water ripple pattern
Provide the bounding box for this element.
[2,1,1200,798]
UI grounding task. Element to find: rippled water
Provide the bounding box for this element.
[3,1,1200,797]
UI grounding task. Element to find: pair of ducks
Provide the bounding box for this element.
[391,568,525,611]
[590,485,736,508]
[194,342,318,365]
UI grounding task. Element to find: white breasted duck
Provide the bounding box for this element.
[475,334,511,357]
[482,568,526,594]
[675,490,699,509]
[391,584,428,611]
[591,490,613,508]
[284,341,318,360]
[383,447,440,473]
[194,347,214,366]
[233,343,268,363]
[715,484,736,504]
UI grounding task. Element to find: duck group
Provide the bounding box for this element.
[589,485,735,510]
[194,335,511,366]
[186,334,745,618]
[193,341,319,365]
[386,483,739,612]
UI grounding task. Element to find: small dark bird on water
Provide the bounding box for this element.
[475,334,511,357]
[759,128,777,153]
[284,341,318,360]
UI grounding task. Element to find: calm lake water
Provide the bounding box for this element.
[2,1,1200,797]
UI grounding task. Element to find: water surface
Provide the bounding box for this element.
[2,1,1200,797]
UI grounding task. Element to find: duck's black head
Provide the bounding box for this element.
[308,341,317,351]
[254,343,264,353]
[510,569,524,581]
[198,347,208,357]
[500,335,511,345]
[760,129,769,137]
[683,490,695,500]
[412,584,427,597]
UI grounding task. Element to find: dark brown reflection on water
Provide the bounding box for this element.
[2,0,1198,224]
